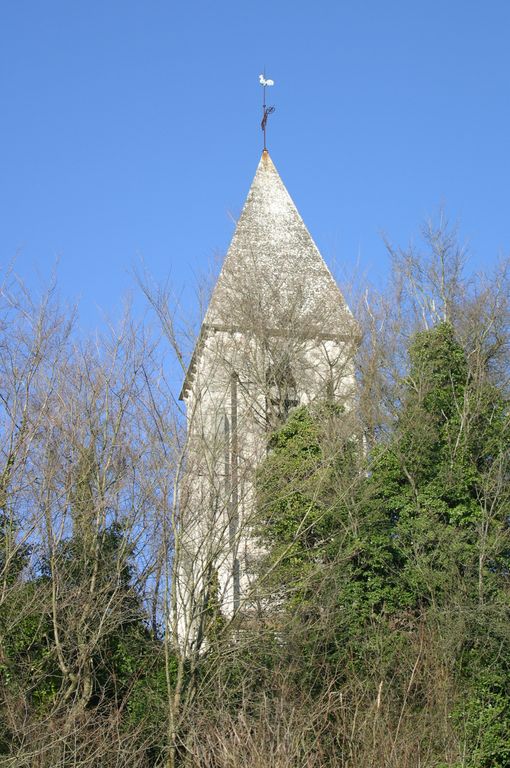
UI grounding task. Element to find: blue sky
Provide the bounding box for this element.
[1,1,509,331]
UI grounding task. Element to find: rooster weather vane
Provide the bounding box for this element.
[259,73,275,151]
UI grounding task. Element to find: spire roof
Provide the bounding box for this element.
[180,151,354,399]
[204,150,351,333]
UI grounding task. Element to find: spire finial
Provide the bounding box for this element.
[259,71,275,151]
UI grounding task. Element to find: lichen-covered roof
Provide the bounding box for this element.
[205,150,350,330]
[180,150,355,399]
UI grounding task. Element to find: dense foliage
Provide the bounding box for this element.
[1,231,509,766]
[254,321,510,767]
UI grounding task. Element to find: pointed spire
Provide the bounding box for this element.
[180,152,354,399]
[204,150,351,334]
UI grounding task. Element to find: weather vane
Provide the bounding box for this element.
[259,72,275,151]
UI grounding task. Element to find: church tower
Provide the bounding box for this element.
[177,150,356,644]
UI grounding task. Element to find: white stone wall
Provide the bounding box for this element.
[177,326,356,640]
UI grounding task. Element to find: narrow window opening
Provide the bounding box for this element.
[266,356,298,427]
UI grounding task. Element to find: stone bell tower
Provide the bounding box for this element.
[177,150,356,642]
